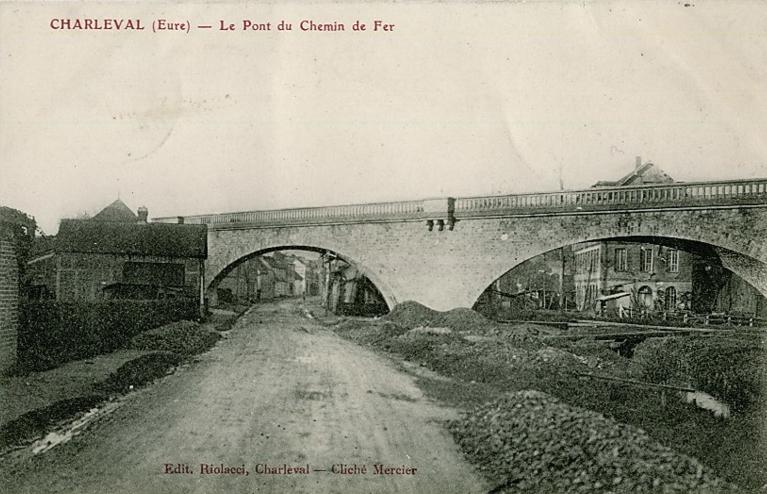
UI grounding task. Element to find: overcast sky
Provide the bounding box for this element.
[2,1,766,233]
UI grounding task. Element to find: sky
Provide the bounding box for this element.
[1,1,766,233]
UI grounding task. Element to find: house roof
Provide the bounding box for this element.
[55,219,207,258]
[91,199,138,222]
[260,256,304,281]
[0,206,35,227]
[592,163,675,188]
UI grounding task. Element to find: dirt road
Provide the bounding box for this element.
[2,300,487,494]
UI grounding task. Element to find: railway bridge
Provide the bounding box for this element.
[155,178,767,311]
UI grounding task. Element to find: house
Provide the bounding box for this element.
[274,253,321,297]
[26,199,207,304]
[0,206,35,373]
[573,241,693,313]
[216,257,277,304]
[320,256,387,316]
[261,255,292,297]
[591,156,675,188]
[571,159,694,313]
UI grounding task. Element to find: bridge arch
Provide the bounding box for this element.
[467,231,767,312]
[206,244,398,310]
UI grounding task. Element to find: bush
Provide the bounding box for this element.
[128,320,221,356]
[98,352,183,394]
[17,299,199,371]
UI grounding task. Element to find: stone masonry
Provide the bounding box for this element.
[204,206,767,311]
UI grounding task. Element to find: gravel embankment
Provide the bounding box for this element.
[448,390,739,493]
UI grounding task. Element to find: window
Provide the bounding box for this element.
[614,248,627,272]
[665,286,677,309]
[668,249,679,273]
[638,285,653,307]
[640,247,654,272]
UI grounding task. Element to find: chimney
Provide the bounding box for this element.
[635,156,642,171]
[137,206,148,223]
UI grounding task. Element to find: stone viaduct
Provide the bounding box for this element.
[155,179,767,312]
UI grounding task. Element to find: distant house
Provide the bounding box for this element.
[216,257,277,303]
[275,253,321,297]
[0,206,35,373]
[591,157,675,188]
[26,199,207,303]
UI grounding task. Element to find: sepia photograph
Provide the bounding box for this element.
[1,1,766,492]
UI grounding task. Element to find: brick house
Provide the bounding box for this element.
[26,200,207,304]
[0,206,35,373]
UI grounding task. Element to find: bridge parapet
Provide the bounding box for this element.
[454,178,767,218]
[154,178,767,228]
[154,199,433,229]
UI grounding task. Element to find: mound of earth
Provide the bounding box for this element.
[433,308,497,333]
[383,301,439,327]
[448,390,738,493]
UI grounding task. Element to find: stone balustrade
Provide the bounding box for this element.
[153,178,767,228]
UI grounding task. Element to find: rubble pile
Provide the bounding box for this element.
[448,390,739,493]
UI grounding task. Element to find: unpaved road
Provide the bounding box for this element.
[2,300,487,494]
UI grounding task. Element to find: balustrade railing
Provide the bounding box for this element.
[153,178,767,227]
[154,199,428,226]
[453,178,767,216]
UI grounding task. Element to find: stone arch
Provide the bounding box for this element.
[468,232,767,310]
[207,244,398,310]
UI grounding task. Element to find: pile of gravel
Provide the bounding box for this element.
[448,390,739,493]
